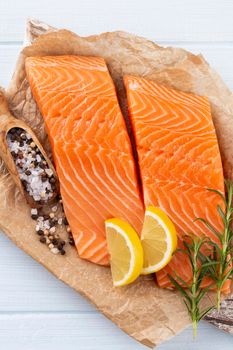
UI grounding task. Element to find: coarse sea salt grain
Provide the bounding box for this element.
[52,206,58,212]
[36,154,42,162]
[58,218,63,225]
[45,168,53,177]
[43,220,50,230]
[10,141,20,153]
[51,248,59,254]
[6,128,56,204]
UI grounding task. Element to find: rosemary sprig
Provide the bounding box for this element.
[169,180,233,335]
[169,236,215,337]
[195,180,233,310]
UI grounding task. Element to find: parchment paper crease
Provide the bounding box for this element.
[0,19,232,347]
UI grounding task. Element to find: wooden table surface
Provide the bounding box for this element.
[0,1,233,349]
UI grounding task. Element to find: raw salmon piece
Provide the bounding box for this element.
[124,75,230,292]
[25,56,144,265]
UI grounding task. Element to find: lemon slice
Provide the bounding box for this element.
[105,218,143,287]
[141,206,177,274]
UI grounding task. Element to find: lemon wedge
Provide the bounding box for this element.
[141,206,177,274]
[105,218,143,287]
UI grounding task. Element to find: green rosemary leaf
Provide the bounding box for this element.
[183,299,191,314]
[183,240,195,269]
[199,306,215,320]
[183,240,193,253]
[174,248,184,253]
[201,261,219,268]
[173,272,192,290]
[217,205,227,225]
[196,278,204,290]
[169,236,214,335]
[197,250,212,264]
[220,268,233,285]
[169,180,233,335]
[213,245,218,261]
[194,218,222,240]
[168,275,191,302]
[225,180,233,200]
[207,188,226,203]
[205,180,233,311]
[207,241,223,256]
[196,288,210,304]
[225,257,233,267]
[196,267,215,289]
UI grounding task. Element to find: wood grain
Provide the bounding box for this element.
[0,235,232,349]
[0,4,233,349]
[0,234,94,312]
[0,315,232,350]
[205,297,233,334]
[1,0,233,42]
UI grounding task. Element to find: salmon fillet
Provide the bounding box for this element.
[25,56,144,265]
[124,75,230,292]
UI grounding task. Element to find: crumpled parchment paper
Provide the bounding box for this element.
[0,19,232,348]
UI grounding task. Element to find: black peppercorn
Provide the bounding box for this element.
[40,236,46,243]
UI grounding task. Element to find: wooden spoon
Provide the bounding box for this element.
[0,90,59,208]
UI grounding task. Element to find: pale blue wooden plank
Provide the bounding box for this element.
[0,230,232,348]
[1,0,233,42]
[0,313,146,350]
[0,2,233,349]
[159,322,233,350]
[0,45,21,87]
[0,233,94,312]
[0,315,231,350]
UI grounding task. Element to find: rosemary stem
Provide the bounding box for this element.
[191,239,198,335]
[216,203,229,310]
[192,319,197,339]
[217,288,221,312]
[168,180,233,338]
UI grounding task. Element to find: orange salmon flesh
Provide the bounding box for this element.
[26,56,144,266]
[26,56,231,294]
[124,75,230,293]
